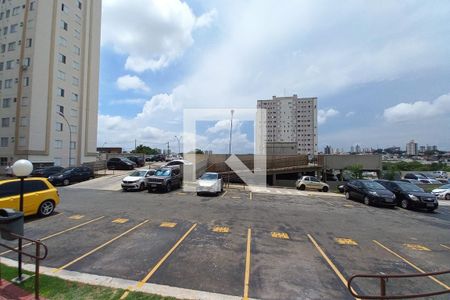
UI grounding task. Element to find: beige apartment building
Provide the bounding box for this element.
[257,95,318,156]
[0,0,100,171]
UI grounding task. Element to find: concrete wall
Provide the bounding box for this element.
[319,154,382,171]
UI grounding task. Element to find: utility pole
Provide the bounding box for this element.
[134,139,137,152]
[167,142,170,155]
[228,109,234,156]
[174,136,182,156]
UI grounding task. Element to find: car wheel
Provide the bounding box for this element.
[345,192,351,200]
[299,185,306,191]
[400,199,409,209]
[123,188,128,192]
[166,182,172,192]
[63,179,70,186]
[363,196,371,206]
[446,193,450,200]
[322,186,329,192]
[197,192,200,196]
[139,183,145,191]
[38,200,55,217]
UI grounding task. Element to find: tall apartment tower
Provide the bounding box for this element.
[257,95,318,155]
[406,140,418,156]
[0,0,101,170]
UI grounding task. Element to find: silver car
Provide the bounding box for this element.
[197,172,223,195]
[121,169,155,191]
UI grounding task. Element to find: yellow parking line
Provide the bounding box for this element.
[120,223,197,299]
[112,218,129,224]
[0,216,105,256]
[69,214,84,220]
[373,240,450,290]
[243,228,252,300]
[53,220,149,273]
[307,234,359,299]
[221,190,228,198]
[440,244,450,251]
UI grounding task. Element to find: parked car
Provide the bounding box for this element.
[296,176,329,192]
[0,177,60,217]
[338,184,345,193]
[127,156,145,167]
[431,184,450,200]
[399,178,423,185]
[107,157,136,170]
[165,155,175,162]
[48,167,94,186]
[163,159,192,168]
[344,180,396,207]
[121,169,155,191]
[417,173,441,185]
[148,154,165,162]
[30,166,65,178]
[375,180,438,212]
[147,166,182,192]
[197,172,223,196]
[403,173,433,184]
[433,171,448,179]
[321,173,339,181]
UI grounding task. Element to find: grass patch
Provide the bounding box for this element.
[0,263,178,300]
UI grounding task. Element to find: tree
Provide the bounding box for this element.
[131,144,160,155]
[345,164,363,179]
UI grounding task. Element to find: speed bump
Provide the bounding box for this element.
[69,215,84,220]
[271,232,290,240]
[112,218,129,224]
[335,238,358,246]
[212,226,230,233]
[160,222,177,228]
[404,243,431,251]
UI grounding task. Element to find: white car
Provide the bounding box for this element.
[163,159,193,167]
[431,184,450,200]
[296,176,329,192]
[121,169,155,191]
[197,172,223,195]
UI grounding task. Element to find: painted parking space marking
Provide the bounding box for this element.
[243,228,252,300]
[221,190,228,198]
[249,192,252,200]
[231,196,241,199]
[25,212,64,224]
[69,215,85,220]
[0,216,105,256]
[335,238,358,246]
[53,220,150,273]
[307,234,359,299]
[441,244,450,251]
[373,240,450,290]
[160,222,177,228]
[271,232,290,240]
[343,204,353,208]
[403,243,431,251]
[112,218,129,224]
[120,223,198,299]
[212,226,230,233]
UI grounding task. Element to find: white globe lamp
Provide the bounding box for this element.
[12,159,33,177]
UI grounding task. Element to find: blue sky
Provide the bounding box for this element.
[98,0,450,153]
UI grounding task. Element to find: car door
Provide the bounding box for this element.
[351,181,365,200]
[0,181,20,211]
[23,180,49,215]
[310,177,321,189]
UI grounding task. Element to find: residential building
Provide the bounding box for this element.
[0,0,101,169]
[324,145,332,155]
[257,95,318,155]
[406,140,418,156]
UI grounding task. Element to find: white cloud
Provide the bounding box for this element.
[318,108,339,125]
[116,75,150,92]
[102,0,216,72]
[383,93,450,123]
[206,119,241,133]
[345,111,355,117]
[110,98,147,105]
[136,93,180,118]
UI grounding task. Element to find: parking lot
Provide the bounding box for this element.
[2,174,450,299]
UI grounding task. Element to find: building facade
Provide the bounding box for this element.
[406,140,418,156]
[0,0,100,170]
[257,95,318,155]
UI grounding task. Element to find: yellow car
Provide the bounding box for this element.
[0,178,60,217]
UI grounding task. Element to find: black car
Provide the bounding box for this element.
[107,157,136,170]
[127,156,145,167]
[30,166,64,178]
[48,167,94,186]
[148,154,165,162]
[344,180,397,207]
[375,180,438,212]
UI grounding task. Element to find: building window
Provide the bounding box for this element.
[73,45,80,55]
[70,109,78,117]
[8,42,16,51]
[21,97,29,107]
[2,98,11,108]
[58,53,66,64]
[77,0,82,10]
[54,158,62,166]
[0,157,7,166]
[72,76,79,86]
[6,60,14,70]
[54,140,63,149]
[4,79,13,89]
[0,62,3,71]
[58,36,67,47]
[57,87,65,97]
[71,93,78,102]
[18,137,26,147]
[23,76,30,87]
[0,44,5,53]
[20,116,28,127]
[70,141,76,149]
[30,1,36,11]
[57,70,65,80]
[60,20,68,31]
[56,122,63,132]
[5,10,10,18]
[57,104,64,114]
[73,60,80,70]
[74,29,80,40]
[26,38,32,48]
[10,24,18,33]
[23,57,31,67]
[1,118,10,128]
[70,125,77,133]
[62,3,69,13]
[0,137,8,147]
[2,27,7,35]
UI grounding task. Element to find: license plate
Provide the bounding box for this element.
[427,203,434,207]
[151,184,157,187]
[385,198,393,202]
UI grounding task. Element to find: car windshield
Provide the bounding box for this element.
[396,182,424,192]
[155,169,171,176]
[200,173,218,180]
[129,171,147,177]
[415,174,427,179]
[362,181,386,190]
[62,167,75,174]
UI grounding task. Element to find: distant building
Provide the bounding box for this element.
[355,144,361,153]
[96,147,122,154]
[324,145,332,155]
[257,94,318,155]
[350,146,355,153]
[419,146,426,153]
[406,140,418,156]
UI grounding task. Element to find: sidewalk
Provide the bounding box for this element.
[0,279,46,300]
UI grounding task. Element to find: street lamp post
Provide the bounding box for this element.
[11,159,33,282]
[228,109,234,156]
[58,112,72,167]
[174,136,182,156]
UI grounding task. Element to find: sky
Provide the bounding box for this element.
[98,0,450,153]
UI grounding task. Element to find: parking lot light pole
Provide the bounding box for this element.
[174,136,182,156]
[11,159,33,282]
[58,112,72,167]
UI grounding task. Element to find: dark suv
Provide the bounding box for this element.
[147,166,182,192]
[107,157,136,170]
[127,156,145,167]
[375,180,438,212]
[48,167,94,186]
[30,166,65,178]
